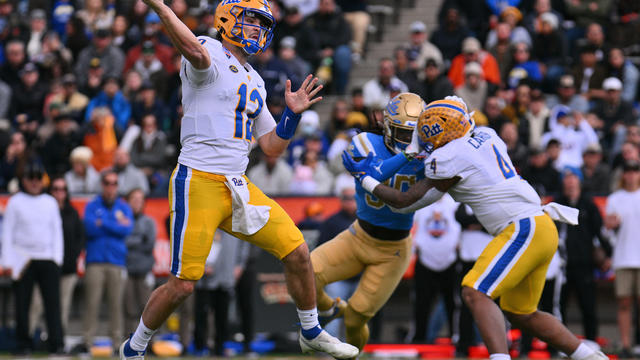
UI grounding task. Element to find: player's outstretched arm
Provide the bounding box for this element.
[143,0,210,69]
[259,75,323,156]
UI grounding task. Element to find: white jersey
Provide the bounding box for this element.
[178,37,277,174]
[424,127,543,235]
[413,194,461,271]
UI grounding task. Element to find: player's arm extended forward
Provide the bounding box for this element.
[143,0,210,69]
[372,177,459,212]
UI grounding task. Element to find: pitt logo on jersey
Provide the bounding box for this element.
[231,177,244,186]
[229,65,239,73]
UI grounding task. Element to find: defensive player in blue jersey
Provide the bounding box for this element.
[310,93,425,354]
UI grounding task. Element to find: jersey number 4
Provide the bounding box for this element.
[492,144,515,179]
[234,83,263,141]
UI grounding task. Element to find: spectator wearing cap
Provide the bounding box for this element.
[272,5,319,68]
[607,48,639,104]
[80,57,106,99]
[521,145,562,197]
[74,26,125,87]
[485,7,532,49]
[570,44,608,99]
[130,81,168,126]
[51,74,89,118]
[132,40,168,98]
[507,42,542,89]
[75,0,115,34]
[248,149,293,196]
[10,62,48,124]
[523,0,564,36]
[554,165,610,346]
[448,37,500,88]
[542,105,599,170]
[546,75,590,115]
[26,9,47,60]
[363,58,409,109]
[591,77,636,152]
[65,146,101,195]
[85,76,131,132]
[581,142,610,195]
[40,113,82,177]
[455,62,487,113]
[405,21,443,72]
[305,0,353,95]
[123,12,176,75]
[80,169,133,354]
[336,0,369,60]
[0,39,27,88]
[420,57,453,104]
[605,160,640,358]
[279,36,312,89]
[524,89,550,149]
[429,7,470,62]
[286,110,330,165]
[251,45,297,102]
[1,161,64,354]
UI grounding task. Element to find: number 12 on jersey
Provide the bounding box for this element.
[234,83,263,141]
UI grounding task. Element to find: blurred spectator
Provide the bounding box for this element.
[85,76,131,132]
[570,44,607,100]
[131,82,168,126]
[289,149,334,195]
[65,146,101,195]
[565,0,612,30]
[555,166,610,344]
[76,0,115,34]
[500,122,528,171]
[305,0,352,94]
[0,132,28,192]
[501,83,531,144]
[448,37,500,88]
[350,87,370,121]
[281,0,319,17]
[123,188,156,334]
[507,42,542,89]
[40,113,82,177]
[132,41,168,99]
[51,0,75,38]
[10,62,48,124]
[581,142,611,195]
[74,27,125,87]
[455,62,488,113]
[591,77,636,152]
[272,5,319,70]
[112,148,149,196]
[79,57,106,99]
[546,75,589,115]
[0,39,27,88]
[123,12,176,75]
[605,160,640,358]
[64,16,91,61]
[485,7,532,49]
[394,46,419,93]
[194,231,247,356]
[122,69,144,102]
[278,36,311,89]
[79,169,133,355]
[521,145,562,197]
[610,142,640,192]
[363,58,408,110]
[523,0,564,35]
[170,0,198,31]
[130,113,168,187]
[578,22,609,62]
[51,74,89,119]
[111,15,136,53]
[483,96,510,132]
[0,78,10,119]
[26,9,47,60]
[606,48,639,104]
[287,110,330,165]
[336,0,369,60]
[1,161,64,354]
[542,106,598,169]
[247,151,293,196]
[83,107,117,171]
[328,99,352,138]
[524,89,550,149]
[430,7,469,62]
[419,58,453,104]
[532,12,566,87]
[405,21,443,73]
[251,46,296,101]
[488,22,513,83]
[410,194,460,343]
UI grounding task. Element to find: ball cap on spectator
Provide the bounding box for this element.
[464,61,483,76]
[623,160,640,172]
[94,27,111,38]
[142,40,155,53]
[62,73,76,85]
[583,142,602,154]
[410,21,426,33]
[89,57,102,68]
[561,166,583,182]
[540,12,558,29]
[22,160,45,180]
[425,57,439,68]
[30,8,46,20]
[559,74,575,88]
[501,6,523,22]
[554,104,572,119]
[603,77,623,91]
[145,11,161,24]
[462,37,481,54]
[280,36,296,49]
[70,146,93,164]
[19,62,38,76]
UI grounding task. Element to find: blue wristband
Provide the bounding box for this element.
[275,107,302,140]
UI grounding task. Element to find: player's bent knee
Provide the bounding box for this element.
[504,310,535,326]
[461,286,485,308]
[282,242,310,266]
[344,304,370,330]
[167,276,196,299]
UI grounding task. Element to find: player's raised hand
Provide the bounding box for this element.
[285,75,323,114]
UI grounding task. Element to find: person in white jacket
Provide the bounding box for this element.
[1,161,64,354]
[541,105,599,170]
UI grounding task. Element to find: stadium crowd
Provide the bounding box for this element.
[0,0,639,357]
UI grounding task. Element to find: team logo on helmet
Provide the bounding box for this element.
[214,0,275,55]
[417,99,474,152]
[383,93,425,154]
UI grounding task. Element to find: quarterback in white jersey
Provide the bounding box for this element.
[120,1,358,359]
[342,96,607,360]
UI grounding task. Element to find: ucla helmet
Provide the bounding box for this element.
[214,0,275,55]
[383,93,425,153]
[417,98,474,152]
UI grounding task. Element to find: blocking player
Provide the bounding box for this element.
[342,96,607,360]
[312,93,425,354]
[120,1,358,359]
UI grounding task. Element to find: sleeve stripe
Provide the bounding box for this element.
[356,134,376,156]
